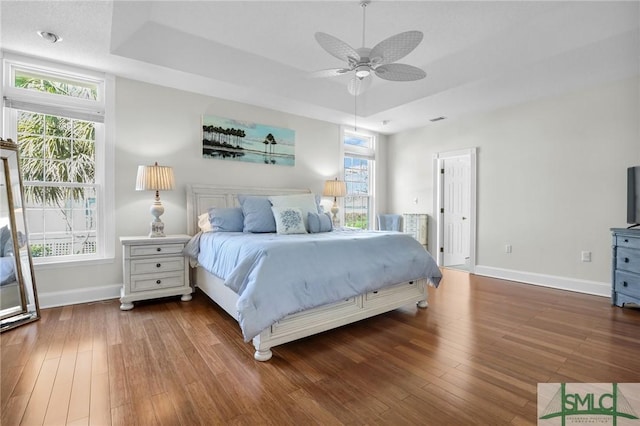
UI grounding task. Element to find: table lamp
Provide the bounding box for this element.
[323,178,347,226]
[136,162,175,237]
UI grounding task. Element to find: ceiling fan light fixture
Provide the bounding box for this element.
[355,65,371,79]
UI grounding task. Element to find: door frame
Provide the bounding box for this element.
[433,148,477,272]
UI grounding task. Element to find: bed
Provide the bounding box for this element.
[186,184,442,361]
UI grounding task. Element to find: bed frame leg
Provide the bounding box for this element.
[254,349,272,362]
[417,299,428,309]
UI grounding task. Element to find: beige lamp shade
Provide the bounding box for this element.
[135,162,175,191]
[322,179,346,198]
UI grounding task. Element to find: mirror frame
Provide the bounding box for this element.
[1,138,40,332]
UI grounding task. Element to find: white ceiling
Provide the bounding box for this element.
[1,1,639,134]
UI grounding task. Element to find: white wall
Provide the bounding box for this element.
[36,77,349,305]
[387,76,640,295]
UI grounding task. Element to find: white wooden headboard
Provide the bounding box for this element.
[186,184,311,235]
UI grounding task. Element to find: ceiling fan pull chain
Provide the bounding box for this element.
[354,93,358,131]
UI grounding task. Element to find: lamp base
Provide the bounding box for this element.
[149,199,166,237]
[330,202,340,227]
[149,220,165,238]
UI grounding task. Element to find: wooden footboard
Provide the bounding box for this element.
[196,266,428,361]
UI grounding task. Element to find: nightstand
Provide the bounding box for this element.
[119,235,192,310]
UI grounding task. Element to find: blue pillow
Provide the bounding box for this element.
[307,212,333,233]
[238,195,276,233]
[209,207,244,232]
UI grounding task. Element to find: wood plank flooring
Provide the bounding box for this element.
[2,268,640,425]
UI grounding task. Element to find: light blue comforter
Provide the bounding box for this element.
[188,230,442,341]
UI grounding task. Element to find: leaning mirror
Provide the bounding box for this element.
[1,138,40,331]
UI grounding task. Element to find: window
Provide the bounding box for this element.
[343,129,376,229]
[2,55,113,263]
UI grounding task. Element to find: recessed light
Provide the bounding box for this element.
[37,31,62,43]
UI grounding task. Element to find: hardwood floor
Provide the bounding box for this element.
[2,268,640,425]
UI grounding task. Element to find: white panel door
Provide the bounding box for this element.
[443,156,470,266]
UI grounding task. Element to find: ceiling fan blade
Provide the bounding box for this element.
[347,75,372,96]
[309,68,351,78]
[315,32,360,63]
[374,63,426,81]
[370,31,423,65]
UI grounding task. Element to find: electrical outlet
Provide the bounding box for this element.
[581,251,592,262]
[505,244,512,254]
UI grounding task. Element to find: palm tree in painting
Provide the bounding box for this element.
[263,137,269,154]
[234,129,245,149]
[238,129,246,149]
[265,133,276,154]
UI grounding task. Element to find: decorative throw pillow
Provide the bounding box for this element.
[198,213,214,232]
[271,207,307,235]
[238,195,276,233]
[209,207,244,232]
[269,193,319,232]
[307,212,333,233]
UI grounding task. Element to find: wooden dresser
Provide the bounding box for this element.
[611,228,640,307]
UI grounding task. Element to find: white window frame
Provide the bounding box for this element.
[1,53,115,265]
[341,127,377,230]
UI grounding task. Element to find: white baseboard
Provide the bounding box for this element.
[473,266,610,298]
[38,284,122,309]
[36,267,610,308]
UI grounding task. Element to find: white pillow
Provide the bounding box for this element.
[269,193,319,231]
[198,213,213,232]
[271,207,307,235]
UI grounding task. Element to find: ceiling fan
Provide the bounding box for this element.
[312,1,426,96]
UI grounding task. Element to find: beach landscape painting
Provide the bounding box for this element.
[202,115,295,166]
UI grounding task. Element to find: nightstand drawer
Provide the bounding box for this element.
[130,257,184,275]
[614,270,640,299]
[130,243,185,257]
[131,272,185,292]
[615,235,640,250]
[616,247,640,274]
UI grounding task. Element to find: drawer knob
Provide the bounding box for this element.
[624,258,630,263]
[156,247,162,252]
[624,239,629,242]
[156,280,161,285]
[156,263,161,268]
[623,281,628,287]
